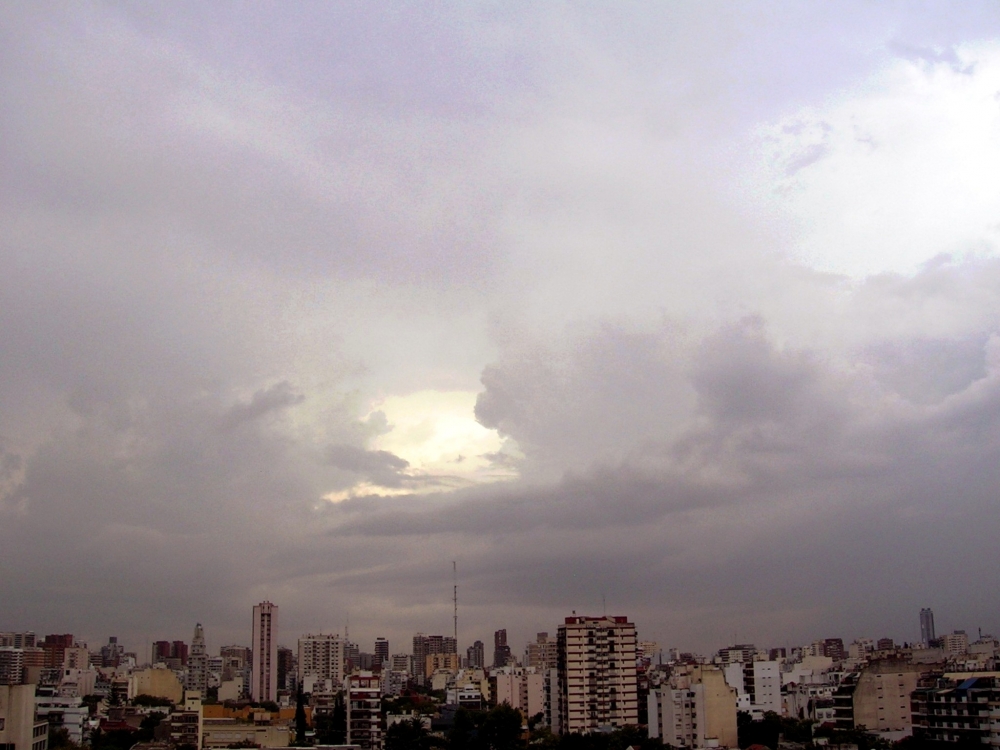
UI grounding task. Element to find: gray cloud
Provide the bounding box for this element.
[220,382,305,430]
[3,1,1000,658]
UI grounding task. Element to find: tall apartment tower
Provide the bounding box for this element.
[298,634,344,687]
[493,629,511,669]
[467,640,485,669]
[557,615,638,734]
[374,638,389,668]
[251,601,278,702]
[920,608,936,646]
[186,623,207,694]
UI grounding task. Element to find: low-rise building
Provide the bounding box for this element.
[201,719,289,748]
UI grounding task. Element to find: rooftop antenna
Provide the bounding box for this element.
[345,612,349,643]
[602,593,606,616]
[453,561,458,645]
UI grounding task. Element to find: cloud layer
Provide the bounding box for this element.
[2,2,1000,656]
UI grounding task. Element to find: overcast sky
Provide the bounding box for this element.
[3,1,1000,658]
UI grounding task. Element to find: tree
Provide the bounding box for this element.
[132,694,174,708]
[386,717,432,750]
[449,707,478,750]
[294,685,308,746]
[314,694,347,746]
[137,712,166,742]
[481,703,522,750]
[48,728,80,750]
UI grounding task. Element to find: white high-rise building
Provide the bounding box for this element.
[297,634,344,687]
[251,601,278,702]
[556,615,638,734]
[186,623,207,694]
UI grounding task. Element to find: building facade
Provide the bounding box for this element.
[186,624,207,694]
[648,666,738,749]
[920,608,936,646]
[251,601,278,702]
[298,634,343,689]
[344,671,382,750]
[556,615,638,734]
[0,684,50,750]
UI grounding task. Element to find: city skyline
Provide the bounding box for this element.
[0,605,969,669]
[3,2,1000,654]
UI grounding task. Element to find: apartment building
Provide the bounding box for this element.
[648,665,738,749]
[556,615,638,734]
[344,671,382,750]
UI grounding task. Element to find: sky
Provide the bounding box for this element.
[3,1,1000,659]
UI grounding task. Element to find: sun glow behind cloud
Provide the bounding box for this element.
[323,390,519,502]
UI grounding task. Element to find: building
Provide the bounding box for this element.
[298,634,344,689]
[35,697,89,746]
[373,639,389,670]
[920,608,936,646]
[129,665,185,704]
[822,638,846,663]
[648,666,738,749]
[491,667,544,718]
[911,675,1000,746]
[0,648,25,685]
[493,630,512,669]
[412,635,428,686]
[186,624,207,694]
[251,601,278,702]
[426,653,460,678]
[0,634,35,649]
[940,630,969,655]
[201,719,289,748]
[389,654,410,674]
[0,683,49,750]
[717,645,756,665]
[556,615,638,734]
[722,660,781,716]
[467,641,485,670]
[380,670,408,697]
[526,633,557,671]
[344,671,382,750]
[40,636,74,671]
[99,637,124,669]
[411,634,455,686]
[850,660,927,735]
[163,691,203,749]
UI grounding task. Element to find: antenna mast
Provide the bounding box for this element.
[453,561,458,645]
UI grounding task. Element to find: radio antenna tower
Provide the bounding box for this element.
[453,561,458,645]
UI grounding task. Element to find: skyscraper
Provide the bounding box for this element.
[467,640,485,669]
[374,637,389,669]
[251,601,278,702]
[557,615,638,734]
[186,623,207,694]
[493,629,511,669]
[920,608,936,646]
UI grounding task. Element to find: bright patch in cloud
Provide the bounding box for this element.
[324,390,519,502]
[750,42,1000,278]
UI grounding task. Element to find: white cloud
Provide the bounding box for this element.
[750,42,1000,277]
